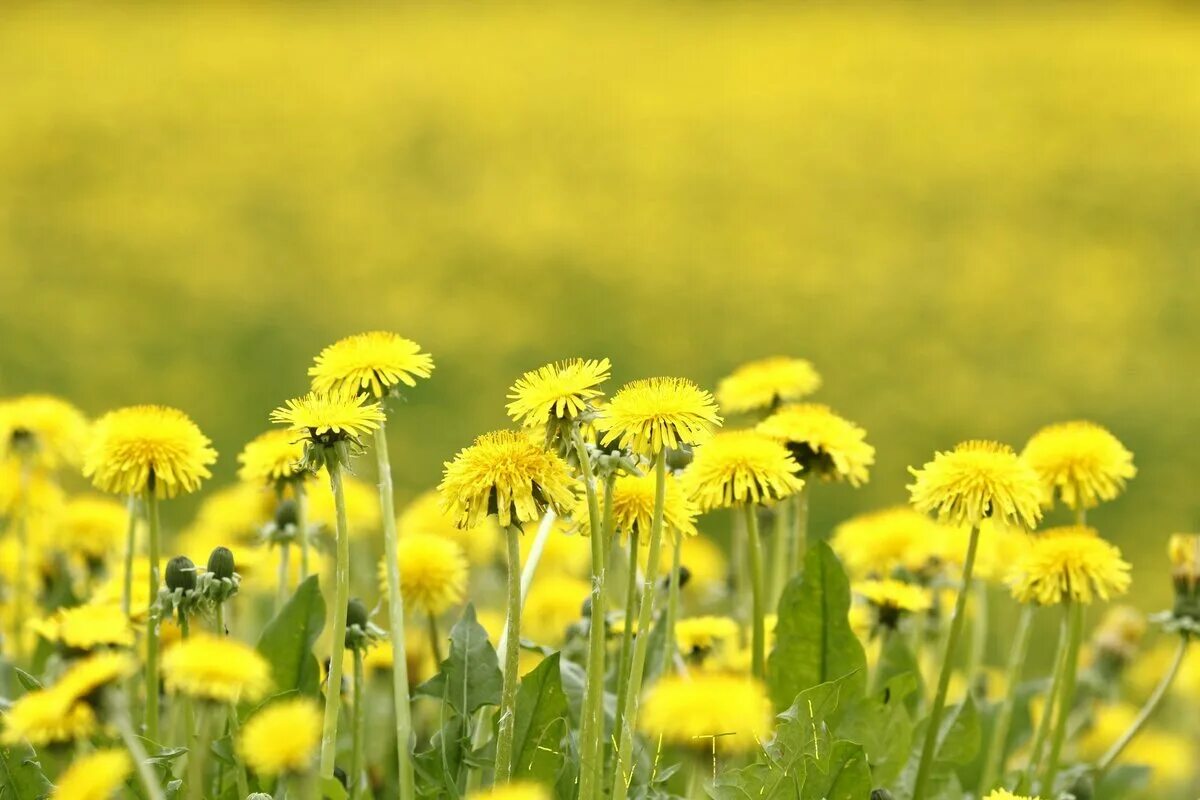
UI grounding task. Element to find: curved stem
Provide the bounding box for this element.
[494,524,523,783]
[1096,634,1189,775]
[374,423,415,800]
[351,648,366,800]
[572,430,606,800]
[612,526,640,744]
[911,524,980,800]
[145,486,162,742]
[319,458,351,780]
[611,453,667,800]
[743,505,766,680]
[1041,601,1085,793]
[978,603,1035,794]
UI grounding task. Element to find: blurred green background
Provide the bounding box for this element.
[2,2,1198,609]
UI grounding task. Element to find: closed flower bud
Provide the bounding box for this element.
[871,790,894,800]
[1168,534,1200,622]
[275,498,299,529]
[346,598,369,630]
[165,556,197,593]
[207,546,236,581]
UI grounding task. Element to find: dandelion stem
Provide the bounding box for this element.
[187,704,209,800]
[911,523,980,800]
[226,702,250,799]
[296,480,310,579]
[573,428,607,800]
[978,603,1035,794]
[351,647,366,800]
[966,580,990,687]
[791,482,810,573]
[319,456,351,780]
[495,523,524,783]
[122,493,137,618]
[1018,610,1071,795]
[611,452,667,800]
[145,483,162,743]
[427,613,443,665]
[662,533,682,676]
[115,703,166,800]
[1096,634,1189,776]
[277,542,291,611]
[373,422,416,800]
[743,504,766,680]
[612,526,640,745]
[1041,600,1085,793]
[769,502,789,609]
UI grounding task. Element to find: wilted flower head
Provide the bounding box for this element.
[575,471,698,542]
[639,672,773,753]
[379,531,469,615]
[0,394,88,469]
[506,357,611,431]
[908,440,1041,530]
[53,748,132,800]
[1009,526,1131,605]
[756,403,874,486]
[716,357,821,416]
[238,429,309,486]
[162,632,272,703]
[438,430,577,529]
[684,430,803,511]
[309,331,434,399]
[1022,421,1136,510]
[84,405,217,498]
[239,697,322,777]
[598,378,721,457]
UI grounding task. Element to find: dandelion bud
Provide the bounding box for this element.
[871,790,895,800]
[1089,605,1145,688]
[207,546,236,581]
[275,498,299,529]
[346,598,369,630]
[165,556,197,593]
[1168,534,1200,621]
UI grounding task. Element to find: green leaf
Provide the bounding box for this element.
[874,633,922,716]
[897,696,981,799]
[416,604,503,716]
[768,542,867,711]
[800,740,872,800]
[770,676,851,763]
[837,673,916,787]
[319,775,349,800]
[510,652,569,784]
[12,668,42,693]
[0,741,51,800]
[255,575,325,697]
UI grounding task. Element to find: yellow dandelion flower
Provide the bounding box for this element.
[399,489,500,566]
[307,471,381,536]
[162,633,272,703]
[928,519,1033,584]
[56,651,138,704]
[378,531,468,616]
[0,460,66,522]
[53,748,131,800]
[270,392,385,446]
[675,615,740,656]
[575,471,698,542]
[684,430,803,511]
[469,781,552,800]
[716,357,821,416]
[756,403,874,486]
[1009,526,1131,605]
[438,430,577,530]
[1022,421,1136,511]
[0,394,88,470]
[639,673,772,753]
[1167,533,1200,589]
[363,630,438,686]
[830,506,944,578]
[1,686,96,746]
[239,697,322,776]
[520,519,591,578]
[309,331,434,399]
[854,579,932,614]
[89,558,154,620]
[237,429,308,485]
[848,604,872,641]
[908,440,1041,530]
[84,405,217,498]
[523,575,590,645]
[30,604,134,650]
[597,377,721,457]
[506,358,611,429]
[57,495,127,561]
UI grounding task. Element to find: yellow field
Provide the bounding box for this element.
[2,2,1199,607]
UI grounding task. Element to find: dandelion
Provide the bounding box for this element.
[58,495,128,563]
[470,782,552,800]
[756,403,874,486]
[1022,421,1135,513]
[523,575,590,646]
[716,357,821,416]
[162,632,271,703]
[1009,526,1131,606]
[0,394,88,469]
[1167,533,1200,623]
[237,429,308,486]
[52,748,132,800]
[639,673,773,753]
[399,489,500,566]
[598,377,720,457]
[30,603,135,650]
[576,471,698,542]
[270,392,384,456]
[1,687,97,746]
[309,331,434,399]
[505,357,610,431]
[378,531,468,617]
[239,698,323,777]
[674,615,740,658]
[831,506,944,578]
[855,579,933,629]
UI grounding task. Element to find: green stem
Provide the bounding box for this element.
[122,494,137,618]
[573,430,607,800]
[743,505,766,680]
[427,613,443,665]
[610,453,667,800]
[495,524,523,783]
[966,580,990,689]
[145,485,162,742]
[791,483,810,573]
[731,508,747,625]
[187,705,209,800]
[612,526,640,745]
[226,702,250,799]
[116,705,166,800]
[1017,610,1072,795]
[215,601,226,637]
[277,541,291,611]
[978,603,1035,795]
[1096,634,1189,776]
[319,457,351,780]
[1041,601,1085,793]
[351,648,366,800]
[911,524,980,800]
[296,480,310,579]
[769,502,789,609]
[373,423,415,800]
[661,533,682,675]
[590,471,616,793]
[10,459,31,666]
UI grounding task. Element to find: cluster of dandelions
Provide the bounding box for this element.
[0,347,1193,800]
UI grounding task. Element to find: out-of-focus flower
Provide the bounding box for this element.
[908,440,1041,530]
[0,394,88,470]
[52,748,131,800]
[575,471,698,542]
[522,574,589,645]
[1022,421,1135,511]
[239,697,322,777]
[57,495,127,562]
[399,489,499,566]
[506,358,610,429]
[1077,702,1192,789]
[675,615,740,658]
[378,531,468,616]
[639,673,772,753]
[469,781,552,800]
[831,506,944,578]
[756,403,873,486]
[162,633,271,703]
[716,357,821,416]
[30,604,134,650]
[237,429,309,486]
[854,579,932,629]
